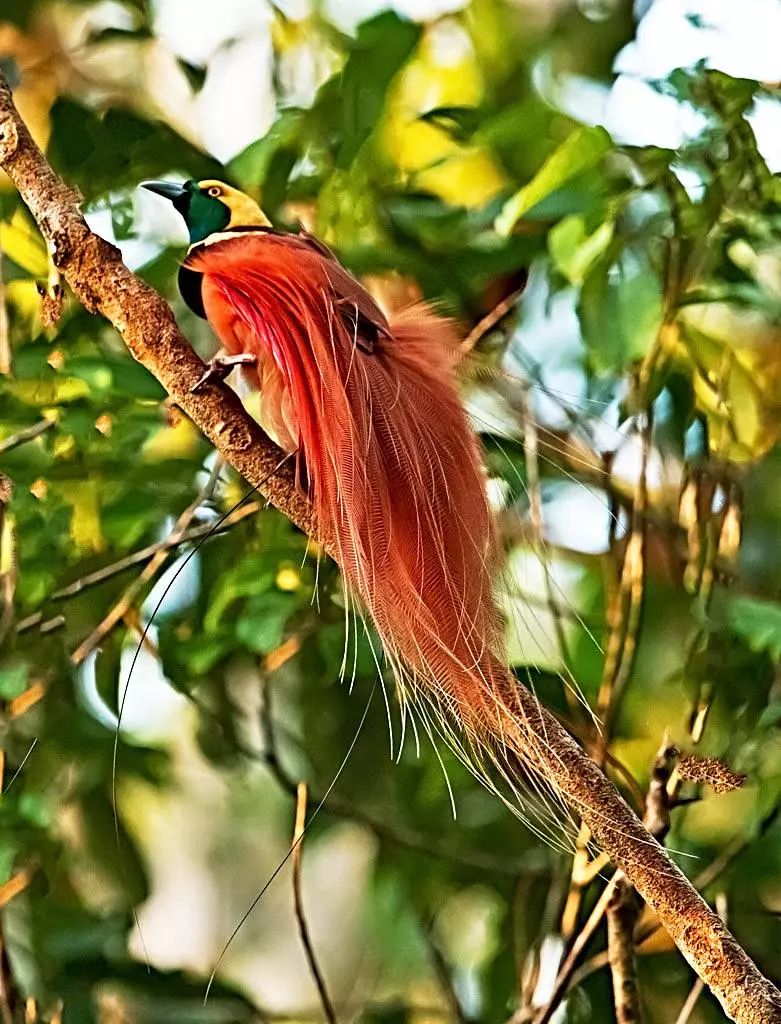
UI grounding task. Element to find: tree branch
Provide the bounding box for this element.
[1,73,779,1024]
[606,883,643,1024]
[0,417,55,455]
[534,871,623,1024]
[0,74,320,554]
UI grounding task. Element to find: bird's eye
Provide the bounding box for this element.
[207,186,221,197]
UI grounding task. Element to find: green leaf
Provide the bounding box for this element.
[495,125,612,235]
[93,634,122,718]
[16,568,56,609]
[174,634,234,677]
[203,556,274,634]
[757,699,781,730]
[578,248,663,374]
[107,357,166,400]
[0,664,28,700]
[728,596,781,662]
[548,214,614,285]
[64,355,165,401]
[228,109,306,193]
[235,592,297,655]
[337,12,421,168]
[47,99,223,200]
[260,147,300,217]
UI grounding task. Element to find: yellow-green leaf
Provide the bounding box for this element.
[495,125,612,235]
[0,209,48,277]
[60,480,105,554]
[549,214,614,285]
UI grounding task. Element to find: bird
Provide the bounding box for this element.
[141,177,562,822]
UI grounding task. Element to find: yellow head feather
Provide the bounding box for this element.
[196,179,271,229]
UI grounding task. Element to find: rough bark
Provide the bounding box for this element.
[607,883,643,1023]
[0,74,779,1024]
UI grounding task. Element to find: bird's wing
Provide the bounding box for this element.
[296,230,391,352]
[185,228,391,353]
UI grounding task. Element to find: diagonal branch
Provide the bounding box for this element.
[1,73,779,1024]
[69,458,224,664]
[0,73,321,555]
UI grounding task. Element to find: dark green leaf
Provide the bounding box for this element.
[337,12,420,167]
[47,100,223,200]
[496,125,612,234]
[728,596,781,662]
[235,592,298,654]
[0,664,28,700]
[579,247,663,373]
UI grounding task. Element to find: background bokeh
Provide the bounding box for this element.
[1,1,780,1022]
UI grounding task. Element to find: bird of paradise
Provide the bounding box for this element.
[142,177,567,824]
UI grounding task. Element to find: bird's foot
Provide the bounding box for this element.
[191,353,257,393]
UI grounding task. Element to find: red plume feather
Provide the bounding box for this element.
[187,232,550,807]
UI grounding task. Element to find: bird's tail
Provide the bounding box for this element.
[303,302,566,822]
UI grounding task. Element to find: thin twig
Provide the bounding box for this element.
[0,870,32,910]
[0,739,19,1024]
[54,500,260,601]
[7,682,45,719]
[521,385,573,679]
[595,410,651,763]
[559,825,596,940]
[534,871,623,1024]
[460,287,523,353]
[0,778,12,1024]
[420,915,470,1024]
[674,979,705,1024]
[291,782,337,1024]
[603,740,677,1024]
[0,418,55,455]
[667,470,725,830]
[15,500,261,636]
[0,473,14,647]
[560,413,652,945]
[15,612,63,635]
[606,883,643,1024]
[70,460,224,664]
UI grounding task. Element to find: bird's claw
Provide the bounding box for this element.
[191,353,257,393]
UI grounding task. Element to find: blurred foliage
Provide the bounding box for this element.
[0,2,780,1023]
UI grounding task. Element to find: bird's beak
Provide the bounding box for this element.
[140,180,187,202]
